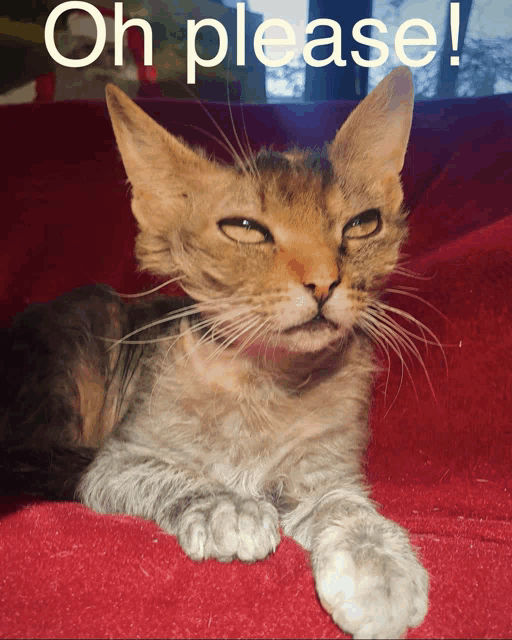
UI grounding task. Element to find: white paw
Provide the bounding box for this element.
[313,521,428,639]
[176,495,280,562]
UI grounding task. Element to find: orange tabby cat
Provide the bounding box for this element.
[2,67,427,638]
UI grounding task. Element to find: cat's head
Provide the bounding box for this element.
[106,68,413,354]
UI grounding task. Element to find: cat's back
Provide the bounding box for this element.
[1,284,191,451]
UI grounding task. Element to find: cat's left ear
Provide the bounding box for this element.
[329,66,414,177]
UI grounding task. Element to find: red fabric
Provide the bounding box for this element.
[1,93,512,638]
[34,72,56,102]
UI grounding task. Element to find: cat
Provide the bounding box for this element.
[1,66,428,639]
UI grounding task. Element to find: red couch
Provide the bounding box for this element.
[1,91,511,638]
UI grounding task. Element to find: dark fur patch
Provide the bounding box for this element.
[0,285,195,501]
[253,147,334,189]
[352,278,367,292]
[254,149,292,172]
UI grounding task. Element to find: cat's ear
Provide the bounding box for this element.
[105,83,215,191]
[329,66,414,177]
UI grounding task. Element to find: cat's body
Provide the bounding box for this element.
[1,68,428,638]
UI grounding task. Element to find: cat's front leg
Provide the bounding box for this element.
[78,439,279,563]
[283,491,428,639]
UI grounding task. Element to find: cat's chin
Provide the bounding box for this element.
[274,327,344,354]
[242,324,345,357]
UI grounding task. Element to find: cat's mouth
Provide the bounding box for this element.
[284,314,339,334]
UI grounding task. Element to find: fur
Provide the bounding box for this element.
[1,67,428,638]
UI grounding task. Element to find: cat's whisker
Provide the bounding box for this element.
[372,300,448,371]
[174,75,250,174]
[230,317,274,362]
[362,299,438,403]
[365,308,434,394]
[362,308,422,384]
[147,315,224,404]
[103,304,206,349]
[258,321,279,362]
[393,264,436,281]
[189,93,248,174]
[105,315,217,347]
[388,284,420,292]
[147,313,242,413]
[238,98,261,180]
[112,276,184,298]
[225,66,257,179]
[357,322,392,400]
[384,288,450,323]
[358,315,411,409]
[367,307,431,359]
[211,312,269,359]
[103,294,274,349]
[357,318,394,402]
[171,309,262,371]
[364,309,420,370]
[204,315,264,364]
[179,123,249,170]
[195,311,258,353]
[227,316,264,359]
[368,305,445,357]
[266,323,283,364]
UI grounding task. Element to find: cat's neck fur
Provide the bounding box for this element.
[176,314,360,391]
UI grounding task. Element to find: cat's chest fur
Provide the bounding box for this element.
[120,321,374,497]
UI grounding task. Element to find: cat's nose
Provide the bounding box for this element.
[304,278,340,306]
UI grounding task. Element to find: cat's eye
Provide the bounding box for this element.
[343,209,381,239]
[218,217,274,244]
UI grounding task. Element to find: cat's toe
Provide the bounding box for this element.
[235,499,280,561]
[176,502,210,561]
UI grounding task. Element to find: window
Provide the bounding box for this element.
[249,0,512,101]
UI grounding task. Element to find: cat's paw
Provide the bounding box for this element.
[313,518,428,639]
[176,494,280,562]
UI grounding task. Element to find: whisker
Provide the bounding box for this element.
[113,276,184,298]
[358,316,407,409]
[357,322,392,399]
[388,284,421,292]
[147,310,259,410]
[384,288,451,323]
[101,292,286,350]
[363,305,437,401]
[113,314,217,347]
[170,309,263,372]
[179,123,249,167]
[102,304,207,349]
[238,96,260,180]
[204,315,264,364]
[225,55,256,178]
[259,321,279,362]
[393,266,436,281]
[372,300,449,370]
[366,308,434,376]
[368,305,437,351]
[198,310,260,352]
[230,317,274,361]
[185,83,248,173]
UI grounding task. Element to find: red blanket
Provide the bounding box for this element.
[1,93,511,638]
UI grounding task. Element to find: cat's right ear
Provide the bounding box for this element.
[105,83,214,193]
[329,66,414,179]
